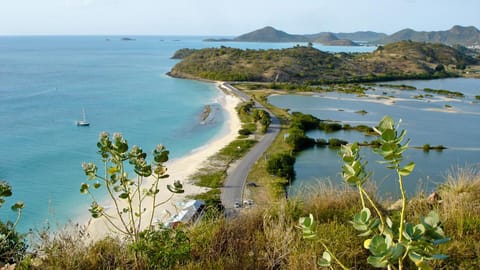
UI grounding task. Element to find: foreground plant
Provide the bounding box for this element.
[80,132,184,243]
[299,116,449,269]
[0,180,26,265]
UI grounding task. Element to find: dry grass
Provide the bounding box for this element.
[25,223,135,270]
[19,168,480,269]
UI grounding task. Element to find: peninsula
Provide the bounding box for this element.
[169,41,479,83]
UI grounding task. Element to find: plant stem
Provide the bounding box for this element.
[102,214,130,235]
[397,172,407,270]
[149,175,160,228]
[360,187,385,231]
[319,240,349,270]
[136,175,142,236]
[357,184,366,208]
[102,161,130,240]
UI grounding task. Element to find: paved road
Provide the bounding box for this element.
[219,83,281,214]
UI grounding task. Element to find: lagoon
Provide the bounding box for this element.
[269,78,480,197]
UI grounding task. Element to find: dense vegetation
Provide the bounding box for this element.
[169,41,478,83]
[171,48,197,59]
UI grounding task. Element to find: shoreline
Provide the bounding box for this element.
[85,82,242,240]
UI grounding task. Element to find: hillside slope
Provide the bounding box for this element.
[169,41,477,83]
[233,26,309,42]
[380,25,480,46]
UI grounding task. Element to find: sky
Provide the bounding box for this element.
[0,0,479,36]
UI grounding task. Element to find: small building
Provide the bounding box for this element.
[163,200,205,228]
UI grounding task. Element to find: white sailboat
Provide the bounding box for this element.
[76,108,90,126]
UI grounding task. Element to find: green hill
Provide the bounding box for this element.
[204,26,360,46]
[312,33,359,46]
[169,41,478,83]
[335,31,387,42]
[380,25,480,46]
[233,26,309,43]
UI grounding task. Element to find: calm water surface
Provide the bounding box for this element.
[269,78,480,197]
[0,36,375,232]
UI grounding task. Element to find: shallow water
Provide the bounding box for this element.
[269,78,480,197]
[0,36,375,232]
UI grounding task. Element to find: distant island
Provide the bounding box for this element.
[204,26,363,46]
[204,25,480,48]
[169,41,479,83]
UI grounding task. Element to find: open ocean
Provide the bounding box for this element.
[0,36,375,232]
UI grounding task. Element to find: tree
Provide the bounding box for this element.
[80,132,184,244]
[266,153,296,180]
[285,127,315,152]
[253,109,271,134]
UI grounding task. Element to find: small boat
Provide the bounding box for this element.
[76,108,90,126]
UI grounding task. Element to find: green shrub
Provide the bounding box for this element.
[0,221,27,265]
[316,138,328,146]
[285,127,316,151]
[131,228,191,269]
[291,112,320,130]
[319,122,343,132]
[266,153,296,180]
[423,144,431,151]
[238,128,252,136]
[327,138,348,148]
[0,181,26,265]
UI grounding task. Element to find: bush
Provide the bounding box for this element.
[316,138,328,146]
[238,128,252,136]
[285,127,316,152]
[423,143,431,151]
[0,181,26,265]
[319,122,343,132]
[0,221,27,265]
[328,138,348,148]
[266,153,296,180]
[291,112,320,131]
[132,228,191,269]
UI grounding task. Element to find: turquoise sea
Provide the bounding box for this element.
[0,36,375,232]
[269,78,480,198]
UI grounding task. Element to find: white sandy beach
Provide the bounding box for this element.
[85,83,242,240]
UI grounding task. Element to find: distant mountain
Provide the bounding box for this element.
[312,33,359,46]
[335,31,387,42]
[203,25,480,47]
[380,25,480,46]
[233,26,309,42]
[203,26,361,46]
[307,31,386,43]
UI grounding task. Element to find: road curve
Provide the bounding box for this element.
[219,83,281,213]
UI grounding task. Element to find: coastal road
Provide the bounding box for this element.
[219,83,281,215]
